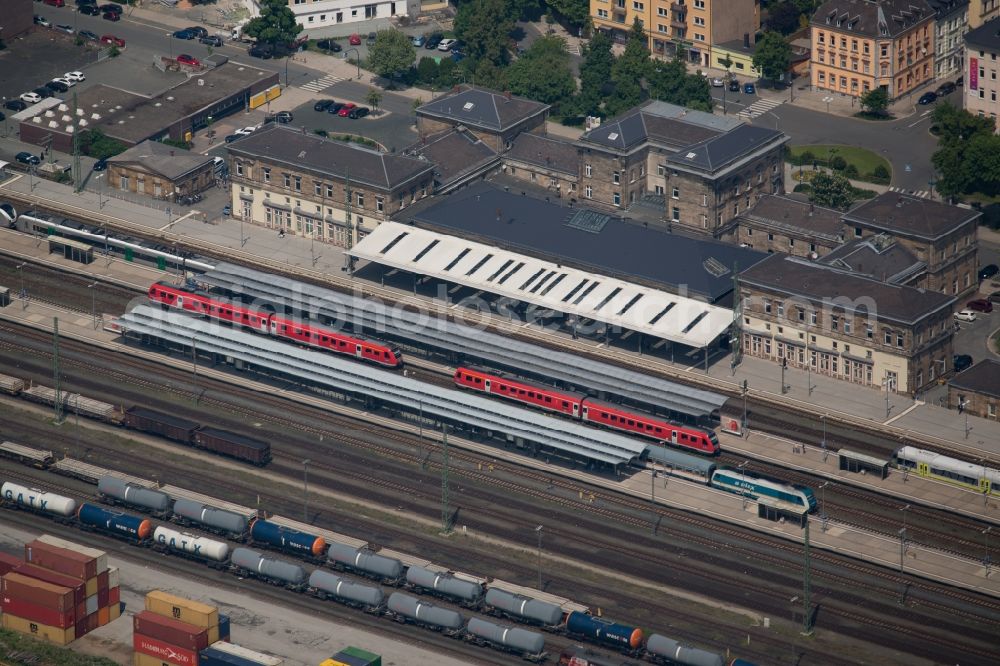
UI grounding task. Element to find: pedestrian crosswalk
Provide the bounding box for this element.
[738,97,783,118]
[300,73,345,93]
[888,186,931,198]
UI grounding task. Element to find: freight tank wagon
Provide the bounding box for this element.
[1,482,78,519]
[466,617,546,661]
[387,592,464,635]
[172,498,249,540]
[646,633,724,666]
[405,565,483,606]
[565,611,643,652]
[483,588,563,627]
[153,526,230,566]
[77,503,152,543]
[249,519,326,559]
[308,569,385,611]
[327,542,404,584]
[97,475,171,517]
[231,547,307,590]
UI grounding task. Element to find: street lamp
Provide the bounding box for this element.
[818,481,829,527]
[96,173,106,209]
[87,282,98,329]
[958,397,971,439]
[534,525,543,590]
[16,262,26,309]
[344,49,361,80]
[303,459,311,523]
[738,461,749,509]
[820,414,827,459]
[984,527,993,578]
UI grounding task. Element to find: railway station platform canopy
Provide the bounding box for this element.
[348,221,734,350]
[119,305,649,468]
[200,263,728,422]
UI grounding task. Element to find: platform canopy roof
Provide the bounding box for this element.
[349,222,733,349]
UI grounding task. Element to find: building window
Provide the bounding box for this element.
[671,206,680,221]
[764,299,772,314]
[884,330,892,345]
[671,187,679,199]
[789,238,795,248]
[777,302,784,317]
[844,319,851,334]
[767,233,774,241]
[376,196,384,212]
[747,228,753,236]
[585,185,593,198]
[294,176,301,192]
[314,182,322,196]
[235,163,244,176]
[656,164,664,176]
[855,226,862,238]
[867,325,873,339]
[356,192,365,207]
[283,173,291,188]
[585,164,592,177]
[797,308,805,322]
[613,192,621,206]
[831,316,839,331]
[613,171,620,184]
[120,175,129,189]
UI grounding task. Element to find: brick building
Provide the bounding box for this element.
[727,195,845,258]
[739,253,956,394]
[927,0,970,80]
[106,140,214,202]
[963,17,1000,127]
[227,124,435,247]
[502,133,580,198]
[415,87,550,154]
[810,0,936,99]
[948,359,1000,419]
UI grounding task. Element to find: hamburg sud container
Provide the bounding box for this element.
[200,641,284,665]
[1,482,77,517]
[249,519,326,557]
[467,617,545,656]
[173,498,249,537]
[645,634,724,666]
[134,610,211,652]
[565,611,643,650]
[133,633,199,666]
[77,503,152,542]
[97,475,171,514]
[484,588,563,626]
[154,526,231,562]
[146,590,219,629]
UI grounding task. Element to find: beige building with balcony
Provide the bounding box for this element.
[963,17,1000,127]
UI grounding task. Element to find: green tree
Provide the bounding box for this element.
[608,18,650,115]
[471,59,509,91]
[367,29,416,80]
[859,87,889,116]
[576,29,615,117]
[647,56,712,111]
[506,35,576,106]
[416,56,439,86]
[752,31,792,84]
[931,102,997,196]
[243,0,302,46]
[455,0,516,66]
[366,87,383,113]
[546,0,590,27]
[437,57,459,88]
[809,172,855,210]
[765,0,805,35]
[79,129,127,160]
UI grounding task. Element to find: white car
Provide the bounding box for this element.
[52,77,76,88]
[954,309,977,322]
[437,38,457,52]
[233,126,257,136]
[20,92,42,105]
[63,71,86,83]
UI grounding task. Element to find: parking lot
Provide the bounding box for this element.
[0,30,101,105]
[283,99,416,153]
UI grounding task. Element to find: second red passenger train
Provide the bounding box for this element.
[454,367,720,455]
[147,281,403,368]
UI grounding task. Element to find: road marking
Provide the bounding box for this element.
[738,98,783,119]
[885,400,922,425]
[300,73,346,92]
[907,112,932,128]
[888,186,929,198]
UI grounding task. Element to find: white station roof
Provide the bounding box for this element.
[349,222,733,348]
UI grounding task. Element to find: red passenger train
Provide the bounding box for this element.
[454,367,720,455]
[147,281,403,368]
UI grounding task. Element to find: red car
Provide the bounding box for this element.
[966,298,994,313]
[43,0,65,6]
[100,34,125,47]
[176,54,200,67]
[349,33,361,45]
[102,11,120,21]
[337,103,356,117]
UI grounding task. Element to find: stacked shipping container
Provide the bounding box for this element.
[319,646,382,666]
[135,591,223,666]
[0,534,122,645]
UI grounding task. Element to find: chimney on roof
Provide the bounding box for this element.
[744,33,750,48]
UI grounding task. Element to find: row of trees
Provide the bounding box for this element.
[931,103,1000,198]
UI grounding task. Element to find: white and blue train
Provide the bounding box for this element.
[709,468,817,511]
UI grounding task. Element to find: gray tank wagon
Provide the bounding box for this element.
[466,617,546,661]
[308,569,384,611]
[172,498,249,539]
[645,634,724,666]
[483,588,563,627]
[327,542,404,583]
[231,547,306,589]
[97,475,171,516]
[387,592,464,634]
[405,565,483,605]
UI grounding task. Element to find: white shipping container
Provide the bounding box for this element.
[209,641,284,665]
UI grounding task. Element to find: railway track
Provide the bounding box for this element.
[1,322,999,663]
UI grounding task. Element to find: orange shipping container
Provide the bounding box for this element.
[98,606,110,626]
[2,612,76,645]
[145,591,217,629]
[2,572,75,611]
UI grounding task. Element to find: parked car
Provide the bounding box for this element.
[918,91,937,105]
[316,39,341,52]
[186,26,208,38]
[326,101,346,114]
[55,24,75,34]
[936,81,956,96]
[424,33,443,49]
[33,16,51,27]
[45,80,69,93]
[348,106,369,119]
[92,158,107,171]
[52,76,75,88]
[711,77,724,87]
[224,134,240,143]
[437,38,457,52]
[199,35,223,47]
[19,92,43,104]
[43,0,65,7]
[33,87,55,100]
[234,126,257,136]
[4,100,28,111]
[248,44,272,58]
[743,82,756,94]
[411,34,425,47]
[953,354,973,372]
[966,298,994,313]
[63,71,86,82]
[100,34,125,47]
[451,48,465,62]
[728,78,740,92]
[367,31,377,45]
[176,54,200,66]
[274,111,293,123]
[15,152,41,166]
[173,29,196,40]
[313,99,333,112]
[337,102,356,117]
[954,309,977,322]
[98,3,123,12]
[349,33,361,45]
[79,5,100,14]
[102,11,120,21]
[79,29,99,40]
[222,205,231,216]
[979,264,999,281]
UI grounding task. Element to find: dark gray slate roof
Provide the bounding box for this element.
[408,181,767,302]
[740,253,955,325]
[666,124,785,173]
[813,0,935,39]
[505,133,579,175]
[416,86,549,132]
[949,359,1000,399]
[965,16,1000,49]
[740,195,844,240]
[227,124,435,191]
[577,100,738,152]
[925,0,969,20]
[843,191,980,241]
[820,237,925,283]
[405,129,499,190]
[107,139,212,180]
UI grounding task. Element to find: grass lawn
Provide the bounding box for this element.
[788,144,891,176]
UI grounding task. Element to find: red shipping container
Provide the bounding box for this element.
[23,541,97,580]
[0,552,21,575]
[109,586,120,606]
[75,601,86,622]
[2,572,74,612]
[133,633,199,666]
[133,611,210,652]
[1,596,75,628]
[97,570,109,593]
[98,586,109,608]
[15,563,87,606]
